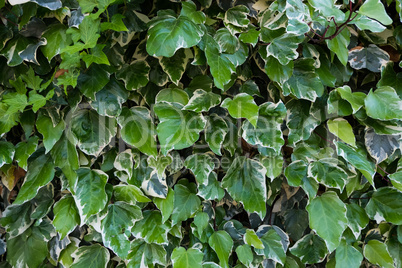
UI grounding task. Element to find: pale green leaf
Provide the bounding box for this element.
[53,195,80,239]
[335,239,363,268]
[209,231,233,268]
[327,118,356,147]
[363,240,394,268]
[221,93,258,127]
[365,187,402,225]
[132,210,170,245]
[358,0,393,25]
[171,182,201,224]
[365,86,402,120]
[171,247,203,268]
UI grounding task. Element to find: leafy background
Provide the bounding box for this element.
[0,0,402,267]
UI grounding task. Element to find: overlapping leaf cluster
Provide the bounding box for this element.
[0,0,402,267]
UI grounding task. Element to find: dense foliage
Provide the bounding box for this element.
[0,0,402,267]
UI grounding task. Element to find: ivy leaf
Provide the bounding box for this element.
[221,156,267,219]
[91,78,128,118]
[0,202,33,239]
[208,231,233,268]
[171,182,201,225]
[335,239,363,268]
[101,14,128,32]
[154,102,206,155]
[117,107,157,157]
[266,33,304,65]
[326,27,350,66]
[180,0,206,24]
[358,0,393,25]
[364,86,402,120]
[364,127,400,164]
[348,45,390,72]
[101,201,142,258]
[255,228,287,265]
[346,203,369,239]
[0,141,14,168]
[14,136,38,170]
[327,118,356,147]
[283,58,324,101]
[70,109,117,156]
[156,88,189,105]
[205,114,229,155]
[71,244,110,268]
[239,28,260,47]
[184,154,215,185]
[306,191,348,252]
[73,168,108,223]
[132,210,170,245]
[363,240,394,268]
[36,112,65,153]
[159,49,192,85]
[235,244,254,267]
[141,170,168,198]
[264,56,294,85]
[77,64,110,100]
[308,159,348,190]
[113,184,150,204]
[0,35,31,66]
[335,86,366,114]
[244,229,264,249]
[171,247,203,268]
[225,5,249,28]
[53,195,80,239]
[146,15,204,57]
[290,234,328,264]
[365,187,402,225]
[116,61,150,91]
[221,93,259,127]
[198,172,225,201]
[127,240,167,267]
[154,187,174,223]
[14,153,54,205]
[308,0,345,20]
[81,44,110,68]
[183,89,221,113]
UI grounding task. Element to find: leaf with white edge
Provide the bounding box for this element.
[154,187,174,223]
[353,14,387,33]
[239,28,260,47]
[70,109,117,156]
[53,195,80,239]
[198,172,225,201]
[132,210,170,245]
[336,142,376,187]
[209,231,233,268]
[306,191,348,252]
[358,0,393,25]
[14,153,54,205]
[118,107,157,157]
[147,154,172,179]
[365,86,402,120]
[244,229,264,249]
[77,64,110,100]
[73,168,108,223]
[91,78,128,118]
[205,114,229,155]
[389,171,402,192]
[326,27,350,66]
[364,127,400,164]
[154,102,206,155]
[236,244,254,267]
[327,118,356,147]
[221,93,258,127]
[266,33,304,65]
[127,240,167,268]
[113,184,151,204]
[283,58,324,101]
[146,15,204,57]
[71,244,110,268]
[308,158,348,190]
[335,86,366,114]
[284,160,307,187]
[290,233,328,264]
[365,187,402,225]
[307,0,345,21]
[254,228,287,265]
[171,247,203,268]
[156,88,189,105]
[180,0,206,24]
[183,89,221,113]
[116,61,150,91]
[224,5,249,28]
[0,141,14,168]
[348,45,390,72]
[346,203,369,239]
[0,202,33,239]
[363,240,394,268]
[221,156,267,219]
[264,56,294,85]
[184,154,215,185]
[335,239,363,268]
[141,170,168,198]
[171,182,201,224]
[215,28,239,54]
[242,101,287,152]
[36,112,64,154]
[159,48,192,85]
[0,35,32,67]
[193,211,210,236]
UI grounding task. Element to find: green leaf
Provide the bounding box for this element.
[2,92,28,114]
[127,240,166,267]
[14,135,38,171]
[116,61,150,91]
[36,113,65,154]
[171,247,203,268]
[0,35,31,67]
[308,159,348,190]
[264,56,294,85]
[326,27,350,66]
[147,16,204,57]
[117,107,157,157]
[180,0,206,24]
[101,14,128,32]
[154,102,206,155]
[193,211,210,236]
[364,86,402,120]
[215,28,239,54]
[73,168,108,222]
[198,172,225,201]
[283,58,324,101]
[171,182,201,224]
[0,141,14,168]
[91,78,128,117]
[156,88,189,105]
[335,239,363,268]
[0,202,33,239]
[358,0,393,25]
[327,118,356,147]
[209,231,233,268]
[154,187,174,223]
[336,142,376,187]
[308,0,345,20]
[346,203,369,239]
[221,93,259,127]
[101,201,142,258]
[239,28,260,47]
[132,210,170,245]
[159,49,192,85]
[71,244,110,268]
[363,240,394,268]
[283,209,309,241]
[348,45,390,72]
[365,187,402,225]
[389,171,402,192]
[41,24,72,61]
[113,184,151,204]
[244,229,264,249]
[335,86,366,114]
[183,89,221,113]
[53,195,80,239]
[0,103,19,135]
[306,191,348,252]
[365,127,400,164]
[225,5,249,28]
[14,153,54,205]
[290,233,328,264]
[82,44,110,68]
[236,245,254,267]
[184,154,215,185]
[221,156,267,219]
[70,109,117,156]
[77,64,110,100]
[255,227,287,265]
[266,33,304,65]
[205,114,229,155]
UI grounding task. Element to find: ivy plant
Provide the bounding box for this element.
[0,0,402,267]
